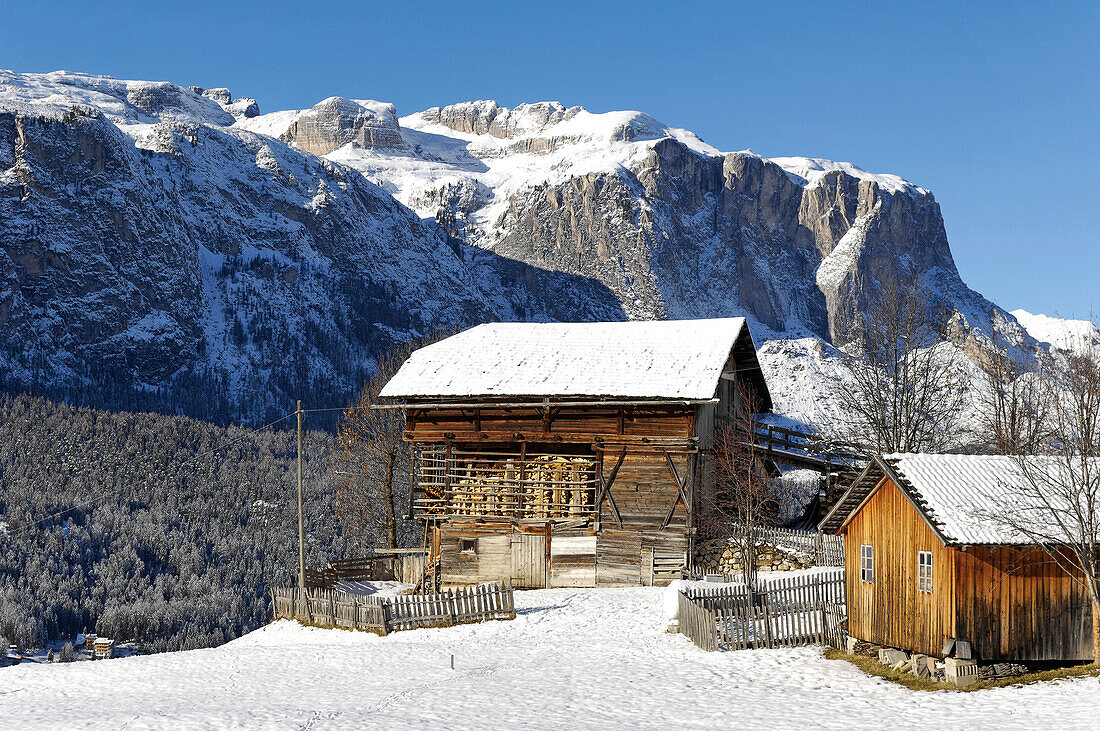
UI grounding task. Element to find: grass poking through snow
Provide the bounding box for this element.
[824,649,1100,692]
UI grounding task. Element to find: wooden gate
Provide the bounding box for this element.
[596,530,642,585]
[511,531,548,588]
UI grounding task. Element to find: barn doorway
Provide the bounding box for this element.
[511,531,548,588]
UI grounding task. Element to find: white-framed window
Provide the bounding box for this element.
[860,544,874,583]
[918,550,934,593]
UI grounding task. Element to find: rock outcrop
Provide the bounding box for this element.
[419,100,583,139]
[281,97,407,155]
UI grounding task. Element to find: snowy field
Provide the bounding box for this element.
[3,588,1098,730]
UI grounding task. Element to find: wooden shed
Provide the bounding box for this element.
[379,318,772,588]
[821,454,1095,662]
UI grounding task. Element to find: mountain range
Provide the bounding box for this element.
[0,70,1062,427]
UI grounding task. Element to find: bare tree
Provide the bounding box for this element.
[832,278,968,454]
[332,335,440,550]
[978,333,1100,661]
[703,383,777,583]
[979,315,1051,454]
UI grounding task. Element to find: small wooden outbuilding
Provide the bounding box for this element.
[821,454,1095,662]
[379,318,771,588]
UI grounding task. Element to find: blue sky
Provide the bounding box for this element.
[3,1,1097,318]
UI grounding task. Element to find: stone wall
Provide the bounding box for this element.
[693,538,815,574]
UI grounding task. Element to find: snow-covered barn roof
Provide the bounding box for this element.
[821,453,1097,546]
[379,318,769,404]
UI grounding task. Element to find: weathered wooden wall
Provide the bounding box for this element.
[438,524,514,586]
[407,405,695,443]
[954,546,1094,662]
[550,532,597,587]
[407,397,716,588]
[428,451,690,588]
[595,452,691,586]
[842,477,956,657]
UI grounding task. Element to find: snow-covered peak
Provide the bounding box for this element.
[769,156,927,196]
[1011,309,1100,355]
[235,97,406,155]
[405,100,716,155]
[0,70,235,128]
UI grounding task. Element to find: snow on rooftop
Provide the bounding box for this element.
[379,318,749,401]
[886,453,1098,545]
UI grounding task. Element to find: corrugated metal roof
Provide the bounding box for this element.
[824,454,1097,546]
[379,318,751,401]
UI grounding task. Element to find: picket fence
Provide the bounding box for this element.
[678,572,847,651]
[271,582,515,635]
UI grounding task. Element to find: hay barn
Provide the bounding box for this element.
[379,318,772,588]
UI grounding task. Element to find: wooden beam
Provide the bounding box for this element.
[405,431,697,448]
[660,451,691,530]
[596,448,626,530]
[373,398,720,410]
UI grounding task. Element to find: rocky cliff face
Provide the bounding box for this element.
[311,99,1010,346]
[0,72,623,424]
[0,72,1024,426]
[280,97,407,155]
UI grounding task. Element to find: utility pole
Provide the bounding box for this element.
[297,399,306,590]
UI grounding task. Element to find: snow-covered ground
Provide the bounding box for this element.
[4,588,1097,729]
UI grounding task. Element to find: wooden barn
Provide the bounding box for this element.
[821,454,1095,662]
[378,318,772,588]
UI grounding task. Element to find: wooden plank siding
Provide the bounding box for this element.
[438,525,512,586]
[510,531,549,588]
[842,477,956,657]
[406,405,696,444]
[841,476,1094,662]
[596,452,691,586]
[550,534,597,587]
[402,349,764,587]
[954,546,1093,662]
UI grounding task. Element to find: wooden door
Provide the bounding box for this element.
[511,532,548,588]
[596,529,642,586]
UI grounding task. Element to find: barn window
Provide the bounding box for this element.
[459,538,477,554]
[918,550,933,593]
[860,544,874,582]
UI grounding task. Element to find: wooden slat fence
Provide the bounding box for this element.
[304,551,431,589]
[678,572,847,651]
[271,582,515,635]
[677,591,718,651]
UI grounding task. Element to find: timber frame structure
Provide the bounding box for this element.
[379,318,773,588]
[821,454,1095,662]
